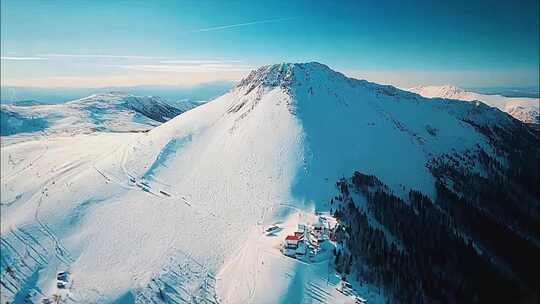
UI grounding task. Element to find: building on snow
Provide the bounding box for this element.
[285,235,300,248]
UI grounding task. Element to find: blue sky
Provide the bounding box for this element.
[1,0,538,87]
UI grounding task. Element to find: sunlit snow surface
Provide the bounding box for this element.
[0,92,191,137]
[408,85,539,125]
[1,63,515,303]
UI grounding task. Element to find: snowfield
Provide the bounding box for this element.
[1,63,521,303]
[216,210,385,304]
[408,85,539,124]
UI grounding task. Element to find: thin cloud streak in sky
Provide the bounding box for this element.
[2,70,248,87]
[33,55,242,63]
[39,54,165,59]
[344,69,540,88]
[158,60,243,64]
[1,56,48,61]
[188,17,295,33]
[112,63,252,73]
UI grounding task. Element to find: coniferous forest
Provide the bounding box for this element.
[331,122,540,303]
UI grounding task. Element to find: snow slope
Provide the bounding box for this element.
[0,92,195,138]
[1,63,521,303]
[408,85,539,124]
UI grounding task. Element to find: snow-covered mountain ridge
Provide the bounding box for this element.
[409,84,539,124]
[66,92,183,123]
[0,92,195,137]
[1,63,538,303]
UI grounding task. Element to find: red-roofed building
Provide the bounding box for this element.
[285,235,300,248]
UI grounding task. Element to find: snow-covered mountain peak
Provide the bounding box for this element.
[70,91,128,103]
[235,62,350,93]
[409,84,466,99]
[71,92,164,107]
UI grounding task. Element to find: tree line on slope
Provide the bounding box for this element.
[331,168,539,303]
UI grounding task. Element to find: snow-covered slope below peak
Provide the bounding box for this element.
[1,63,536,304]
[409,85,540,124]
[232,64,513,199]
[1,84,304,303]
[130,62,525,221]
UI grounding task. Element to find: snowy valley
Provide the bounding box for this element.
[1,63,539,303]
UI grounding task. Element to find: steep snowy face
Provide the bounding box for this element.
[232,63,518,202]
[409,85,540,124]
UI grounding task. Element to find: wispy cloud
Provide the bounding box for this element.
[1,55,252,86]
[1,56,48,61]
[2,68,249,87]
[34,55,243,64]
[158,59,242,64]
[112,63,252,73]
[38,54,165,59]
[188,17,295,33]
[344,69,540,88]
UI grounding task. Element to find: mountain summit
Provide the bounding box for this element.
[236,62,344,89]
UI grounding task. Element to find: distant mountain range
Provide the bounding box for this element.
[0,92,200,136]
[409,85,539,125]
[0,81,234,105]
